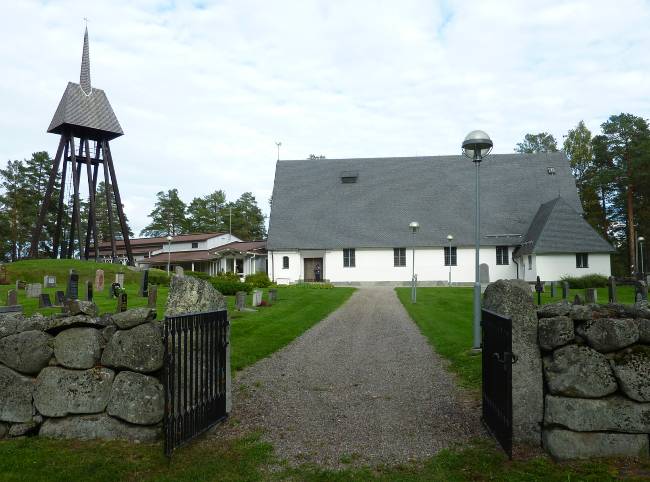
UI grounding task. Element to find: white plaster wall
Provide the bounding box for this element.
[206,234,241,249]
[270,251,302,282]
[521,254,538,282]
[535,253,611,280]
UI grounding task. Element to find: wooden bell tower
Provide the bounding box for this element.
[30,27,134,265]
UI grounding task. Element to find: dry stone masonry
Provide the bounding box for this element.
[487,279,650,460]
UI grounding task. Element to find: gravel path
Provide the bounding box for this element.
[215,287,483,468]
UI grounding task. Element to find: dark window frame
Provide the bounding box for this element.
[282,256,289,269]
[394,248,406,267]
[528,255,532,270]
[444,246,457,266]
[343,248,356,268]
[496,246,509,265]
[576,253,589,268]
[191,242,199,249]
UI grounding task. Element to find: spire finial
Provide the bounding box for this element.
[80,24,91,95]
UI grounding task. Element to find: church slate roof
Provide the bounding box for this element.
[518,197,614,254]
[267,152,609,251]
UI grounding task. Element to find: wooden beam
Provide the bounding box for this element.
[101,141,117,260]
[84,139,99,261]
[67,136,82,259]
[104,141,134,266]
[53,136,69,258]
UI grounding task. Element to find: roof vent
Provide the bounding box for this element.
[340,170,358,183]
[547,167,556,175]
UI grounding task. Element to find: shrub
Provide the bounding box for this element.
[215,271,242,282]
[288,282,334,289]
[185,270,211,281]
[560,274,609,289]
[245,272,272,288]
[209,278,252,296]
[147,268,170,287]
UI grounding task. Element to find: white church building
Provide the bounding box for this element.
[266,153,613,285]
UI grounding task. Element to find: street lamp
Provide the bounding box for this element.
[447,234,454,286]
[166,235,173,275]
[462,130,493,350]
[639,236,646,278]
[410,221,420,303]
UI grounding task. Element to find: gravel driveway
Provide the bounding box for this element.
[215,287,483,467]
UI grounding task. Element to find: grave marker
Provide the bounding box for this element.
[138,269,149,297]
[147,284,158,308]
[235,291,246,311]
[115,272,125,287]
[562,281,569,300]
[252,289,263,307]
[38,293,52,308]
[54,291,65,306]
[268,288,277,302]
[573,294,583,305]
[66,270,79,300]
[26,283,42,298]
[94,269,105,292]
[86,281,93,302]
[608,277,617,303]
[585,288,597,304]
[550,281,556,298]
[636,282,648,302]
[7,289,18,306]
[43,275,56,288]
[0,265,8,285]
[116,292,128,313]
[0,306,22,313]
[15,280,27,290]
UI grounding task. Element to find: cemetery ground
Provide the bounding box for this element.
[0,265,648,480]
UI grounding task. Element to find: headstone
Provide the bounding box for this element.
[86,281,93,302]
[15,280,27,290]
[43,275,56,288]
[0,305,22,313]
[0,265,7,284]
[635,282,648,302]
[479,263,490,284]
[94,269,105,292]
[147,285,158,309]
[138,270,149,297]
[252,289,263,307]
[535,276,544,305]
[608,277,617,303]
[235,291,246,311]
[268,289,277,302]
[7,289,18,306]
[585,288,597,304]
[562,281,569,300]
[573,294,583,305]
[550,281,556,298]
[54,291,65,306]
[26,283,42,298]
[115,273,125,287]
[38,293,52,308]
[174,266,184,276]
[116,292,128,313]
[66,270,79,300]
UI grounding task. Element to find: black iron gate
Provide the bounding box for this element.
[163,310,229,457]
[481,308,515,458]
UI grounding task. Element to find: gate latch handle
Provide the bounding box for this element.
[492,352,518,364]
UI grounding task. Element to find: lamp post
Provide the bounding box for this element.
[166,235,172,275]
[462,130,493,350]
[639,236,645,278]
[410,221,419,303]
[447,234,454,286]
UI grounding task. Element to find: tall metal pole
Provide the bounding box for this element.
[473,160,481,350]
[640,240,645,277]
[167,238,172,275]
[411,231,416,303]
[448,237,452,286]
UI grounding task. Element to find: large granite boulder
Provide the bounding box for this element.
[537,301,571,319]
[576,318,639,352]
[0,330,53,374]
[46,314,111,334]
[639,319,650,343]
[0,312,23,338]
[538,316,574,351]
[53,327,103,369]
[101,322,164,373]
[0,364,34,422]
[111,308,156,330]
[107,371,164,425]
[610,346,650,402]
[0,313,51,338]
[165,275,226,316]
[569,304,593,322]
[39,413,160,442]
[635,300,650,319]
[482,279,542,445]
[545,395,650,433]
[34,367,114,417]
[543,345,617,398]
[543,428,649,460]
[9,419,41,437]
[65,300,99,317]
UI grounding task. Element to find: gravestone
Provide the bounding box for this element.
[479,263,490,283]
[174,266,184,276]
[562,281,569,300]
[138,270,149,297]
[7,289,18,306]
[608,277,617,303]
[550,281,556,298]
[635,282,648,302]
[38,293,52,308]
[43,275,56,288]
[535,276,544,305]
[0,305,22,313]
[268,289,277,302]
[26,283,42,298]
[15,280,27,290]
[585,288,597,304]
[86,281,93,302]
[115,273,125,287]
[147,285,158,309]
[252,289,263,307]
[573,294,583,305]
[116,292,128,313]
[0,265,7,284]
[66,270,79,300]
[94,269,105,292]
[54,291,65,306]
[235,291,246,311]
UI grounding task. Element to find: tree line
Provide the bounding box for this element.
[515,113,650,277]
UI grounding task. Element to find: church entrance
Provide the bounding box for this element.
[303,257,324,282]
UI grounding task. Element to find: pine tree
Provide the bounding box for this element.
[186,190,227,233]
[140,189,187,237]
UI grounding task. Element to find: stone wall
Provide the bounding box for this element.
[0,303,163,442]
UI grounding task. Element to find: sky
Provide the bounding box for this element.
[1,0,649,235]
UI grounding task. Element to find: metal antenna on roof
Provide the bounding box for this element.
[229,206,232,239]
[276,141,282,161]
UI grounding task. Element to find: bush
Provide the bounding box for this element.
[245,272,272,288]
[215,271,241,282]
[560,274,609,289]
[288,282,334,289]
[185,270,211,281]
[147,268,170,287]
[209,278,252,296]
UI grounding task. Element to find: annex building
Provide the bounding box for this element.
[266,153,613,285]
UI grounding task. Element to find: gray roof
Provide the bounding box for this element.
[267,153,607,250]
[47,28,123,141]
[519,197,614,254]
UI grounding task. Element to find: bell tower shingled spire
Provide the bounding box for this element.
[80,26,91,95]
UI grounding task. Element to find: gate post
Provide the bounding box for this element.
[483,279,543,448]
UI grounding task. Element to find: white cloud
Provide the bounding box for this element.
[1,0,649,233]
